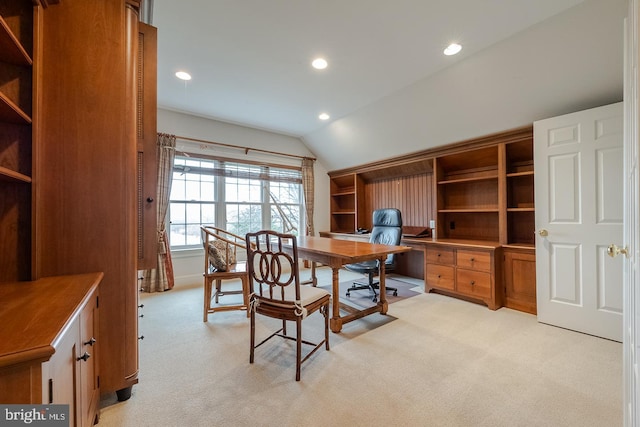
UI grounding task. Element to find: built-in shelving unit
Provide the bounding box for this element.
[0,2,34,282]
[505,139,535,247]
[326,126,536,313]
[329,173,365,232]
[434,145,501,242]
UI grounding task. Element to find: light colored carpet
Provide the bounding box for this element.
[99,267,622,427]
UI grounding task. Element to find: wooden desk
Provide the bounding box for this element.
[291,236,411,333]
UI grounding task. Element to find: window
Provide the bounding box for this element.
[169,156,303,249]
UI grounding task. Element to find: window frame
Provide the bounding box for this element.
[169,155,304,250]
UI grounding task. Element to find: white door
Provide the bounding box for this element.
[534,102,624,342]
[624,1,639,423]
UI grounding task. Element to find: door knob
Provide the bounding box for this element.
[607,244,629,258]
[537,229,548,237]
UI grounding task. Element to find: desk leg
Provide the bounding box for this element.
[329,266,343,333]
[378,258,389,315]
[301,261,318,286]
[311,261,317,286]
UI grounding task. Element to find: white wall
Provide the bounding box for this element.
[157,108,330,286]
[304,0,627,171]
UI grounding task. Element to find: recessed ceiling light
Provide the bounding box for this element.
[175,71,192,80]
[443,43,462,56]
[312,58,328,70]
[319,113,330,120]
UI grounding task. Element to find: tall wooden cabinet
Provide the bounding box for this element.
[0,0,157,404]
[33,0,156,400]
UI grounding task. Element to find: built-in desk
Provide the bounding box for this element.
[319,232,503,310]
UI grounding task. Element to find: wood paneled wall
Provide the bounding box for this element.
[364,173,434,227]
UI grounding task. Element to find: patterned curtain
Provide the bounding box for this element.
[302,157,315,236]
[141,133,176,292]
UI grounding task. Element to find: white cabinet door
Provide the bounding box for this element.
[534,102,624,342]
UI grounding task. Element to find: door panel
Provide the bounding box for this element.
[549,153,580,223]
[550,243,581,304]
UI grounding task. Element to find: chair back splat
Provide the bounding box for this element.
[245,230,331,381]
[345,208,403,302]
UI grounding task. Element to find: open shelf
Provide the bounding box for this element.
[0,166,31,183]
[438,175,499,185]
[437,211,500,241]
[331,189,355,196]
[0,91,31,124]
[0,16,32,66]
[438,208,499,213]
[507,170,534,178]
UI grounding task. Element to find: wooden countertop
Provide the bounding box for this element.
[0,272,103,368]
[319,231,503,249]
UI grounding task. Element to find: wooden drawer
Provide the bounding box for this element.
[426,264,455,291]
[426,247,455,265]
[456,269,491,299]
[456,250,491,272]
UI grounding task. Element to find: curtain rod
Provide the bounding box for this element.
[175,135,316,162]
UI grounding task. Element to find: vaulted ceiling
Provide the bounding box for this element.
[153,0,626,171]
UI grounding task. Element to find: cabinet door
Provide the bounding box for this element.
[504,250,536,314]
[136,22,158,270]
[42,320,79,427]
[78,291,99,427]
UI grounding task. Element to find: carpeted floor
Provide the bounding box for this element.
[98,267,623,427]
[326,277,422,309]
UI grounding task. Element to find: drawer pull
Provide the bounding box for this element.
[437,274,441,278]
[84,337,96,346]
[470,280,475,285]
[470,257,475,262]
[437,253,441,257]
[77,352,91,362]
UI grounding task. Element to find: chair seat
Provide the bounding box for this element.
[257,283,330,306]
[344,259,378,274]
[206,261,247,276]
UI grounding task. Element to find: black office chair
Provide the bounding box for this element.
[345,208,402,302]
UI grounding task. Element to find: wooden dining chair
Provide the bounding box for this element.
[245,230,331,381]
[201,225,250,322]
